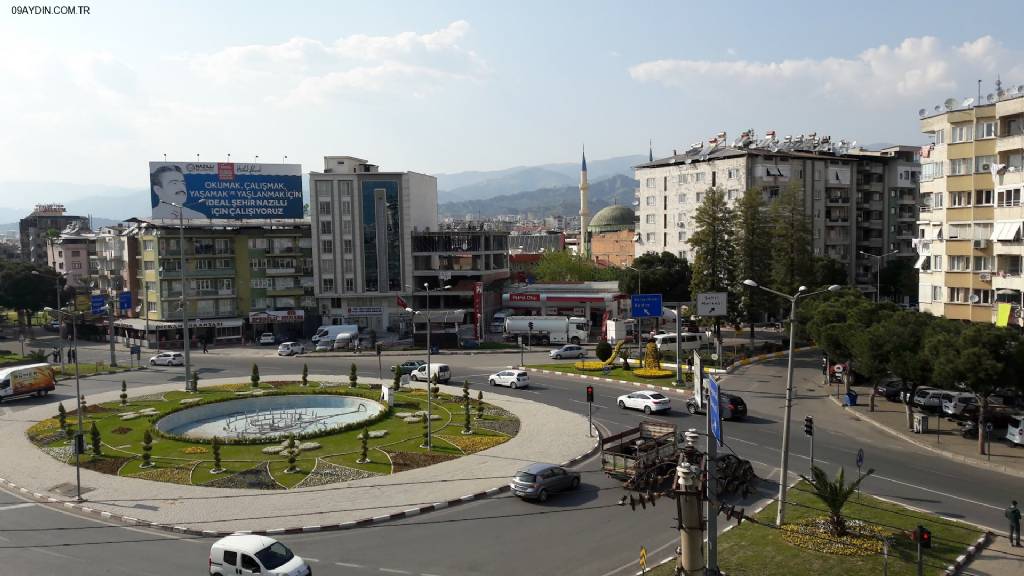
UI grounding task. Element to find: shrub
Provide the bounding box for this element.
[392,367,401,392]
[633,368,675,378]
[89,421,101,456]
[211,436,222,471]
[191,370,199,391]
[575,361,607,371]
[251,364,260,388]
[119,380,127,406]
[349,363,358,388]
[476,390,484,420]
[57,402,68,435]
[621,357,631,371]
[358,425,369,463]
[286,434,297,472]
[595,340,613,362]
[141,429,153,467]
[301,363,308,387]
[462,379,472,433]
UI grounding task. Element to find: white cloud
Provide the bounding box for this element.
[629,35,1011,101]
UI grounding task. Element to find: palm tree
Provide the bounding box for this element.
[799,465,874,536]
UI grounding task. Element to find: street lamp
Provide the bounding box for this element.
[405,282,451,451]
[741,279,840,527]
[159,200,204,392]
[858,250,899,303]
[626,265,645,338]
[44,306,84,501]
[32,270,65,373]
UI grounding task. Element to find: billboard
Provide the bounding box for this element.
[149,162,303,220]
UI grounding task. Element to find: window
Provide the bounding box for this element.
[976,121,996,139]
[949,158,970,175]
[344,278,354,291]
[142,240,154,251]
[249,258,267,270]
[678,231,687,241]
[997,188,1021,207]
[318,201,331,215]
[320,259,334,273]
[240,555,260,572]
[251,278,271,289]
[947,223,972,239]
[949,191,971,207]
[222,278,233,291]
[971,289,993,304]
[342,220,353,234]
[645,232,654,242]
[921,162,944,181]
[975,189,993,205]
[71,261,81,269]
[695,192,703,203]
[320,239,333,254]
[342,200,352,215]
[248,238,267,250]
[319,221,333,235]
[321,278,334,292]
[948,256,970,271]
[973,256,993,271]
[678,174,688,184]
[813,189,821,200]
[727,168,739,179]
[343,259,353,273]
[71,250,81,257]
[932,255,942,271]
[931,286,942,301]
[646,178,656,188]
[315,180,331,194]
[223,551,237,566]
[933,129,945,144]
[343,239,353,253]
[932,192,944,208]
[645,214,656,224]
[973,223,992,240]
[663,176,668,191]
[727,190,738,200]
[951,124,972,143]
[948,287,968,303]
[677,193,687,204]
[975,155,996,173]
[645,196,656,206]
[144,260,155,271]
[694,172,706,183]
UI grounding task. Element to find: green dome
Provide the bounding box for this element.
[588,205,635,232]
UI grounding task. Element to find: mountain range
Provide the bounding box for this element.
[439,174,639,219]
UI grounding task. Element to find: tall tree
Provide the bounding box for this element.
[879,257,919,303]
[0,260,61,330]
[688,187,737,341]
[813,256,848,287]
[770,181,815,294]
[735,188,773,343]
[533,251,621,283]
[618,251,692,302]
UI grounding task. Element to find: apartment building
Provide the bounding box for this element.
[918,89,1024,325]
[309,156,438,333]
[634,137,920,294]
[19,204,89,266]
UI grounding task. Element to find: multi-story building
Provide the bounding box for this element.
[117,220,314,348]
[309,156,438,333]
[634,136,920,295]
[45,222,96,288]
[918,88,1024,325]
[588,204,636,267]
[19,204,90,267]
[0,234,19,260]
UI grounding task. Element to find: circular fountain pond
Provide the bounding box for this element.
[154,395,384,441]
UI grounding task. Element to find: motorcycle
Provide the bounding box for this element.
[958,420,978,439]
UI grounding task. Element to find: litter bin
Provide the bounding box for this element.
[913,412,929,434]
[843,390,859,406]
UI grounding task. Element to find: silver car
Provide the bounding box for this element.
[510,463,581,502]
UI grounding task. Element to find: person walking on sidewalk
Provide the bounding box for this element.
[202,339,209,354]
[1008,500,1022,547]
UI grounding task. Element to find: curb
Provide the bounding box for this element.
[56,366,148,382]
[828,396,1024,479]
[0,428,602,539]
[298,348,526,359]
[945,532,993,575]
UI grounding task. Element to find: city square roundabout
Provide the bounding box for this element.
[0,374,597,534]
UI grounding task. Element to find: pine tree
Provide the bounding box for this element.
[689,187,738,342]
[349,363,358,388]
[57,402,68,435]
[770,181,816,295]
[358,424,369,463]
[211,436,222,472]
[462,379,472,433]
[251,364,260,388]
[392,366,402,392]
[735,187,774,343]
[142,429,153,467]
[191,370,199,392]
[119,380,128,406]
[430,373,439,398]
[286,434,297,472]
[301,363,308,387]
[476,390,484,420]
[89,421,101,456]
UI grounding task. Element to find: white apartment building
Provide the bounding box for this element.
[634,139,920,293]
[309,156,438,332]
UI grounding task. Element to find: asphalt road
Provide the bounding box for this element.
[0,339,1019,575]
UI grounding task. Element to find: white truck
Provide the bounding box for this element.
[331,325,361,350]
[490,309,514,334]
[504,316,589,345]
[0,364,56,403]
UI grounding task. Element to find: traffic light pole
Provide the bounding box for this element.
[916,539,923,576]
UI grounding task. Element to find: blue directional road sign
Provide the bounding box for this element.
[119,291,132,311]
[90,295,106,315]
[856,448,864,468]
[708,374,722,447]
[631,293,663,318]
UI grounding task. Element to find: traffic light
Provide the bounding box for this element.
[586,386,594,403]
[375,342,383,356]
[917,525,931,549]
[528,321,534,331]
[804,416,814,436]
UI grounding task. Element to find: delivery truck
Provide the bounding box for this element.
[0,363,57,403]
[504,316,589,345]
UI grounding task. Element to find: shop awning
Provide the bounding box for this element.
[993,221,1022,241]
[914,255,928,269]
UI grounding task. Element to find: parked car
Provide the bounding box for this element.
[277,342,305,356]
[549,344,586,360]
[489,370,530,389]
[410,362,451,384]
[149,352,184,366]
[44,320,60,332]
[390,360,426,375]
[617,391,671,414]
[942,392,976,417]
[314,341,332,352]
[209,534,311,576]
[509,462,581,502]
[686,392,748,420]
[875,378,910,402]
[258,333,277,346]
[961,401,1019,428]
[911,387,950,411]
[459,338,480,349]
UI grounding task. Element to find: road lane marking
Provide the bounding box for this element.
[336,562,365,568]
[379,569,412,575]
[0,503,36,511]
[304,557,320,562]
[870,474,1002,510]
[570,399,608,409]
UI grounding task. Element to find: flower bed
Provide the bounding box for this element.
[574,361,608,371]
[781,518,888,557]
[632,368,674,378]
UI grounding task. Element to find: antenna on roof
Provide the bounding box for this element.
[944,98,956,111]
[986,93,996,103]
[961,97,975,108]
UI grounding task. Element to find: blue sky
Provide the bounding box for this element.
[2,0,1023,196]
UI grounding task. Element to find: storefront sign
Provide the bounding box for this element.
[473,282,483,340]
[248,310,305,324]
[347,306,383,317]
[509,293,540,302]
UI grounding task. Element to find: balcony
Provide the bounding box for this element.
[269,245,300,255]
[187,267,235,277]
[997,133,1024,153]
[266,267,296,275]
[268,287,304,297]
[826,195,851,205]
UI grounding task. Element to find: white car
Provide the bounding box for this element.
[258,332,276,345]
[549,345,586,360]
[209,534,311,576]
[489,370,530,389]
[942,392,976,417]
[617,391,671,414]
[277,342,305,356]
[149,352,184,366]
[314,341,332,352]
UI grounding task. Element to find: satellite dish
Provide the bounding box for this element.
[1010,86,1019,96]
[969,294,980,304]
[944,98,957,110]
[1018,85,1024,94]
[962,97,975,108]
[1009,166,1017,173]
[987,93,996,103]
[918,108,927,117]
[850,141,857,148]
[934,105,941,112]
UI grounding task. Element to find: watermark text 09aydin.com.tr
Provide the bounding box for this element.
[11,4,91,15]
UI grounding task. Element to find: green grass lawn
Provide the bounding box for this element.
[645,481,982,576]
[527,363,688,386]
[28,382,519,489]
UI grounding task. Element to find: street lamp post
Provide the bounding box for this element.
[159,200,198,391]
[858,250,899,303]
[33,271,64,373]
[406,282,451,451]
[44,306,83,501]
[742,279,840,527]
[626,265,644,338]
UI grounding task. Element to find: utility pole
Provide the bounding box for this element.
[107,291,118,367]
[706,381,718,573]
[676,429,705,576]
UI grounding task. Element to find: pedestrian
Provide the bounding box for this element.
[1008,500,1022,547]
[51,348,58,363]
[202,339,209,354]
[68,348,76,363]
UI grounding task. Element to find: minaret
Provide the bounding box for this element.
[579,146,590,258]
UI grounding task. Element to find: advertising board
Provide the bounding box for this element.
[149,162,303,220]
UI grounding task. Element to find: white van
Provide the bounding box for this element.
[209,534,310,576]
[410,363,451,384]
[654,332,709,352]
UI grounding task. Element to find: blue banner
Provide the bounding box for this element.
[631,293,663,318]
[119,291,132,311]
[150,162,303,221]
[708,374,722,447]
[90,295,106,315]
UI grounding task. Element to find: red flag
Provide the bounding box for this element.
[396,295,408,309]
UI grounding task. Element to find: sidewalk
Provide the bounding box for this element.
[0,374,597,535]
[962,535,1024,576]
